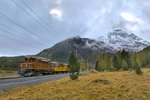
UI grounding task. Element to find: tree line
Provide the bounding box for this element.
[68,49,146,80]
[136,46,150,68]
[95,49,142,74]
[0,56,24,70]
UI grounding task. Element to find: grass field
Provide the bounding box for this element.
[0,70,18,78]
[0,69,150,100]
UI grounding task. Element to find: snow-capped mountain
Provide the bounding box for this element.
[37,36,116,63]
[96,28,150,52]
[37,28,150,63]
[72,36,116,53]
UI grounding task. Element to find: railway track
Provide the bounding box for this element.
[0,73,69,91]
[0,71,90,91]
[0,76,22,80]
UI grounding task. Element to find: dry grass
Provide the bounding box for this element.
[0,70,17,78]
[0,69,150,100]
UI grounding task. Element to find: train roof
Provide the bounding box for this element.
[25,56,50,62]
[51,61,68,65]
[25,56,67,65]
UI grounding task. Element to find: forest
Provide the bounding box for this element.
[0,56,24,70]
[0,46,149,70]
[80,46,150,72]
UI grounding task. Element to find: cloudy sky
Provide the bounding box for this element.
[0,0,150,56]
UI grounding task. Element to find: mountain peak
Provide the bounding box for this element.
[108,28,138,40]
[96,28,150,52]
[37,29,150,63]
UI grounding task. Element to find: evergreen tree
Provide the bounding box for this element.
[135,65,142,75]
[98,53,114,71]
[120,49,126,59]
[125,50,131,69]
[122,60,128,70]
[134,56,142,75]
[68,52,80,80]
[79,59,88,71]
[105,54,113,71]
[98,53,107,71]
[113,52,122,70]
[95,60,99,71]
[113,55,120,70]
[113,50,131,70]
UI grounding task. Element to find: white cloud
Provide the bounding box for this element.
[120,12,144,23]
[49,8,63,20]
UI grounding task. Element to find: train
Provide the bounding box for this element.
[18,56,69,77]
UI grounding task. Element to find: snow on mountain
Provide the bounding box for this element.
[82,38,115,53]
[71,28,149,52]
[96,28,150,52]
[69,37,116,53]
[38,29,149,63]
[38,28,150,63]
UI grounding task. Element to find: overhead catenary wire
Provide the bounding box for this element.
[0,14,39,39]
[0,1,63,56]
[0,28,40,49]
[0,28,23,38]
[0,33,39,50]
[0,12,49,46]
[10,0,51,32]
[0,28,40,50]
[20,0,63,39]
[0,23,35,42]
[11,0,62,39]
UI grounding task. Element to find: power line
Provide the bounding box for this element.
[0,28,21,38]
[0,28,40,49]
[0,29,40,49]
[0,12,49,46]
[20,0,63,38]
[0,33,39,50]
[11,0,56,35]
[0,23,34,42]
[0,14,39,39]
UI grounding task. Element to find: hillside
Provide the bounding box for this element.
[0,56,24,70]
[37,36,115,63]
[136,46,150,67]
[37,29,150,63]
[0,69,150,100]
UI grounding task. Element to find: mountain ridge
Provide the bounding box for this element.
[37,29,150,63]
[0,29,150,69]
[96,28,150,52]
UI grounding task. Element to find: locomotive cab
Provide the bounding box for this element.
[19,63,33,76]
[18,56,52,77]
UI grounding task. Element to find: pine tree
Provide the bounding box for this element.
[120,49,131,70]
[135,65,142,75]
[120,49,126,59]
[113,52,122,70]
[98,53,106,71]
[105,54,113,71]
[95,60,99,71]
[68,52,80,80]
[113,55,119,70]
[122,60,128,70]
[79,59,88,71]
[134,56,142,75]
